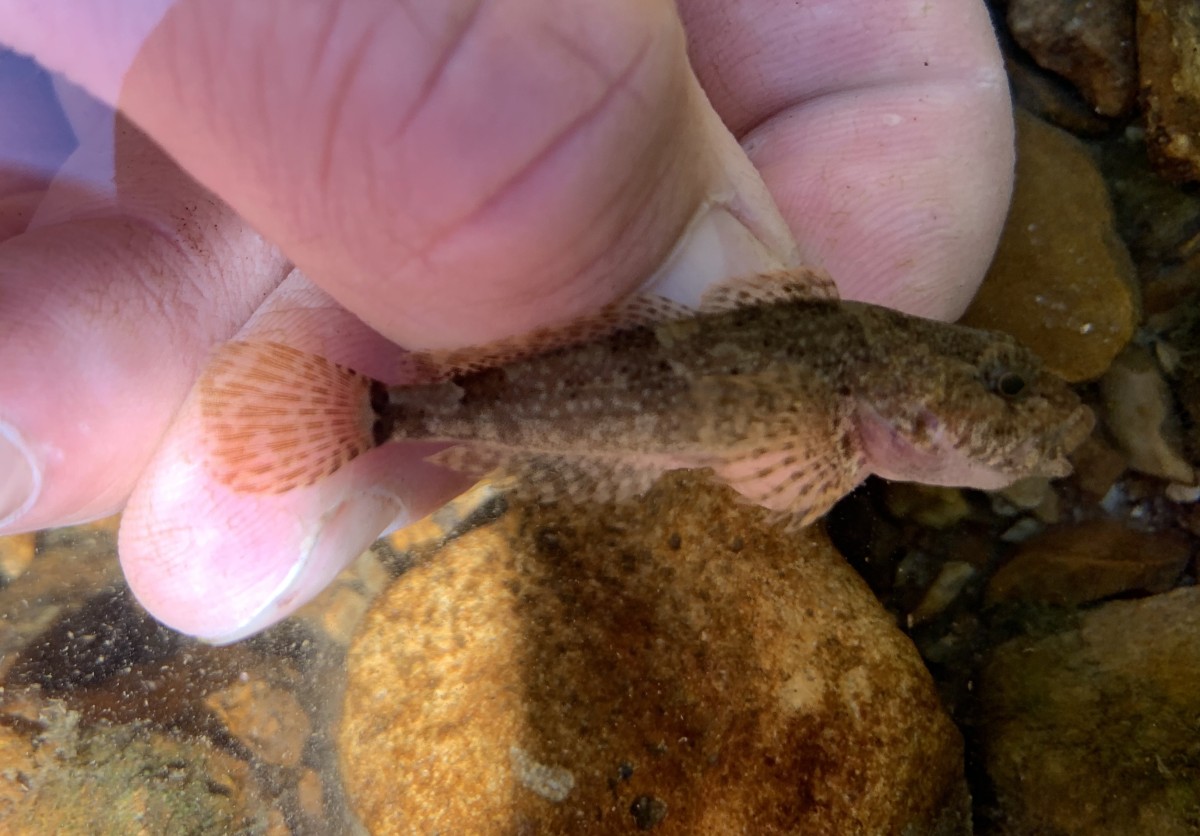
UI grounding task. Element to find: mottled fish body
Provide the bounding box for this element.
[201,269,1093,526]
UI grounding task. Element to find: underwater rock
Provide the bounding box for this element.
[908,561,977,626]
[4,586,179,693]
[1069,434,1131,498]
[1164,308,1200,465]
[1007,0,1137,118]
[1101,345,1195,484]
[961,110,1136,382]
[980,587,1200,834]
[1004,53,1116,138]
[0,514,356,833]
[338,474,970,835]
[0,531,35,581]
[993,477,1060,524]
[0,518,123,683]
[0,699,277,834]
[204,675,313,769]
[1099,128,1200,270]
[296,768,325,821]
[986,518,1191,606]
[1139,0,1200,182]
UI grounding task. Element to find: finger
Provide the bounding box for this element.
[1,0,797,350]
[679,0,1014,319]
[0,48,74,237]
[0,100,288,532]
[120,272,471,642]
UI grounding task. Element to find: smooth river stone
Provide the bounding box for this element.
[339,475,969,834]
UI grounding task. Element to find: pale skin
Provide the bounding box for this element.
[0,0,1014,641]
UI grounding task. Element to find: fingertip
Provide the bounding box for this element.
[119,431,404,641]
[0,419,40,530]
[191,487,409,645]
[680,0,1014,320]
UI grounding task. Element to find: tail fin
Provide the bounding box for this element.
[198,341,386,493]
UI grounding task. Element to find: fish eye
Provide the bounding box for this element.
[994,371,1027,398]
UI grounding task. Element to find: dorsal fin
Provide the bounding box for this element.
[699,267,839,313]
[198,341,382,493]
[413,293,696,380]
[414,268,836,380]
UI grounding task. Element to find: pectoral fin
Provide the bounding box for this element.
[690,370,865,527]
[709,439,866,529]
[414,293,696,380]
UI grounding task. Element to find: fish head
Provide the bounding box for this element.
[847,304,1095,490]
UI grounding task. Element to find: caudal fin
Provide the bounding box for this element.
[198,341,383,493]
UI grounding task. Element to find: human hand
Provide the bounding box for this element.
[0,0,1013,641]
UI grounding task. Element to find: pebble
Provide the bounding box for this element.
[0,532,35,580]
[0,697,275,834]
[204,675,313,768]
[1100,346,1195,484]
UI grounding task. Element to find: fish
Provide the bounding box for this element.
[198,267,1095,527]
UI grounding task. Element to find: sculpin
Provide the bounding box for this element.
[200,268,1094,526]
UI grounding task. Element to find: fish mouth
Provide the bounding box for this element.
[1057,403,1096,456]
[1031,403,1096,477]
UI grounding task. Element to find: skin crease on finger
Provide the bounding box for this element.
[114,0,721,350]
[0,0,1016,639]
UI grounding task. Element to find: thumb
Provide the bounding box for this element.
[18,1,795,639]
[2,0,798,348]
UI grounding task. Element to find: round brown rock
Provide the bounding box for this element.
[339,476,968,834]
[981,587,1200,834]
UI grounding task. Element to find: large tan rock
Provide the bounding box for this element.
[339,475,969,834]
